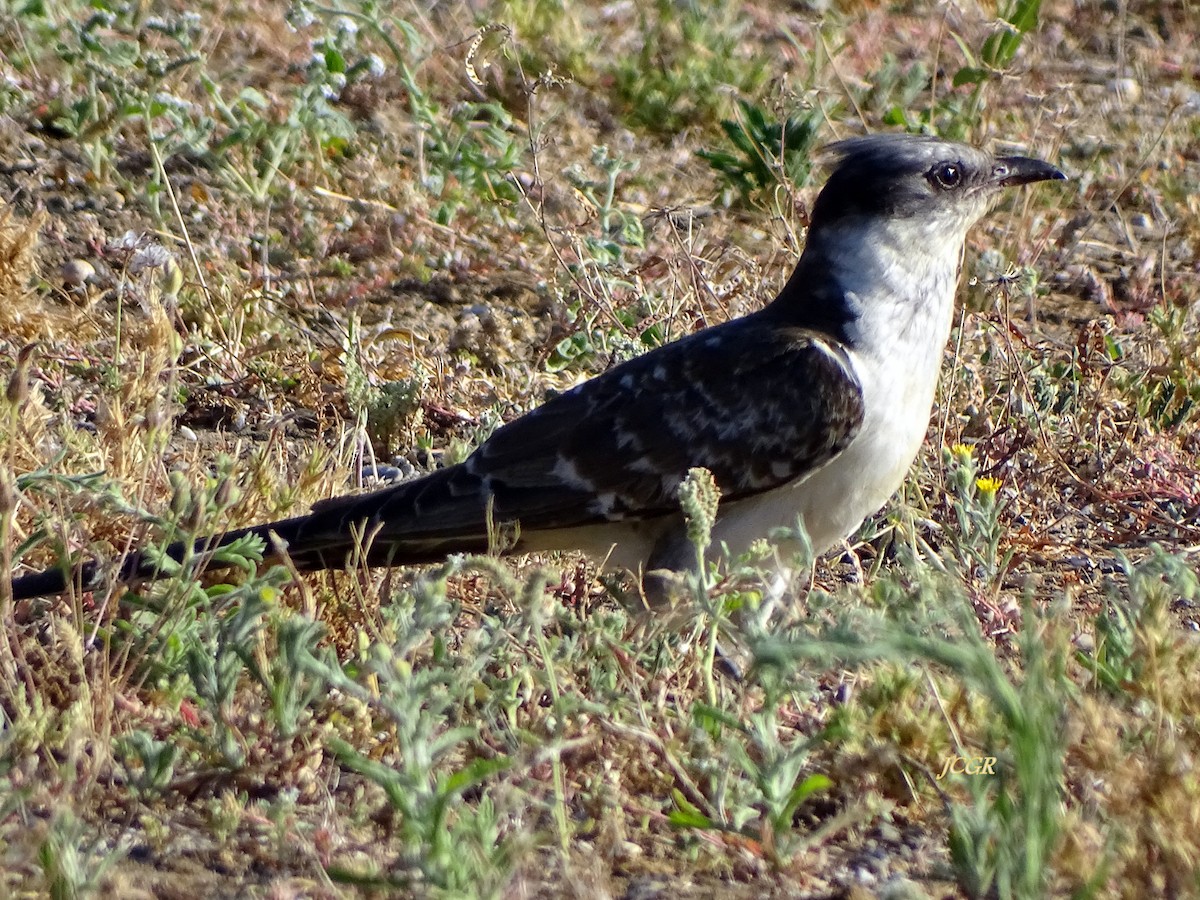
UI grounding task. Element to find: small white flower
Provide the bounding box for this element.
[109,230,144,252]
[131,244,173,274]
[288,6,316,29]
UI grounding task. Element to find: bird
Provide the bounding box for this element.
[8,133,1064,604]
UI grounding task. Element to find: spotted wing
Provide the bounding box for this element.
[283,314,867,565]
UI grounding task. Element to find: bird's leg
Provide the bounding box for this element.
[758,564,795,623]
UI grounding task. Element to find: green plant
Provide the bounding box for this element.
[637,470,835,865]
[953,0,1045,90]
[343,317,429,456]
[1079,548,1200,696]
[863,54,935,132]
[1120,305,1200,430]
[545,297,663,375]
[698,99,823,205]
[677,694,832,867]
[742,568,1071,898]
[561,144,646,266]
[609,0,768,134]
[865,0,1043,137]
[321,566,517,895]
[496,0,591,78]
[24,3,206,182]
[289,0,523,222]
[37,810,124,900]
[942,443,1011,585]
[940,602,1068,899]
[202,7,380,200]
[536,142,669,374]
[115,730,179,794]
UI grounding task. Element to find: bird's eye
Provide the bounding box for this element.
[930,162,963,189]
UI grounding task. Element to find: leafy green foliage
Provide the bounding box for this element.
[698,100,823,205]
[37,811,124,900]
[542,145,663,374]
[678,698,832,866]
[863,0,1043,138]
[324,567,517,896]
[1079,549,1200,695]
[956,0,1045,86]
[288,0,524,221]
[942,444,1011,586]
[748,574,1071,898]
[564,145,646,263]
[609,0,768,134]
[1121,306,1200,429]
[938,604,1067,900]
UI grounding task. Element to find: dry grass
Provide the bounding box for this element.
[1,0,1200,897]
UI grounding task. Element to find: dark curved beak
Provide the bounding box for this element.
[992,155,1066,187]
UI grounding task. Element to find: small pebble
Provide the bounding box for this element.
[1107,77,1141,104]
[61,259,94,287]
[363,464,406,483]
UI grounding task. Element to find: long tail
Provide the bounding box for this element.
[8,466,497,601]
[8,514,314,602]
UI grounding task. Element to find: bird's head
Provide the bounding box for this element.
[807,133,1065,244]
[775,133,1065,350]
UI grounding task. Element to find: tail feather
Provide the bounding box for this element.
[8,514,316,602]
[7,466,498,602]
[9,567,75,601]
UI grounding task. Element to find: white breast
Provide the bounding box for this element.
[711,231,961,562]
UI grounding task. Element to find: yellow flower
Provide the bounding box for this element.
[950,443,975,464]
[975,476,1002,497]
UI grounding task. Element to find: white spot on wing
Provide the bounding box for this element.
[551,456,592,490]
[615,428,640,451]
[630,455,659,474]
[592,492,619,517]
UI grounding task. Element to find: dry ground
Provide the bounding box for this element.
[2,0,1200,897]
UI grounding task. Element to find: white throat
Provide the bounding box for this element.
[817,215,966,363]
